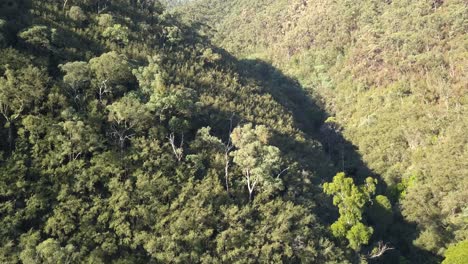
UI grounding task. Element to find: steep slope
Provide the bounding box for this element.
[175,0,468,261]
[0,0,357,263]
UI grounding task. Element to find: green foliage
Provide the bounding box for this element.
[59,61,91,106]
[368,195,393,235]
[102,24,130,46]
[60,61,91,90]
[149,87,196,123]
[55,119,101,161]
[346,223,373,251]
[68,6,87,24]
[89,51,133,87]
[164,26,183,44]
[107,93,150,150]
[97,14,114,28]
[0,65,47,123]
[3,0,460,262]
[35,238,77,264]
[230,123,283,201]
[18,25,52,49]
[133,55,167,96]
[389,174,417,201]
[89,51,134,101]
[177,0,468,259]
[442,240,468,264]
[324,172,376,250]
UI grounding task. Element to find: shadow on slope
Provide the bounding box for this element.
[210,53,439,263]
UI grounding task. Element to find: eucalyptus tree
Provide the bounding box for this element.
[107,93,150,156]
[323,172,377,251]
[0,65,47,149]
[230,123,283,202]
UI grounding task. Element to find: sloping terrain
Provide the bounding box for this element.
[0,0,354,263]
[1,0,466,263]
[175,0,468,261]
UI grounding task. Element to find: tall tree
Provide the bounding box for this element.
[323,172,376,251]
[60,61,91,109]
[230,123,283,202]
[89,52,134,103]
[0,65,47,149]
[107,93,150,156]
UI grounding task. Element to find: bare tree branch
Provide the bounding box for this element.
[367,241,394,259]
[98,79,109,103]
[167,132,184,162]
[276,167,289,179]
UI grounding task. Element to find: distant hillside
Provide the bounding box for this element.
[160,0,195,8]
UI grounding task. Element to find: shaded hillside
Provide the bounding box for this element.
[0,0,376,263]
[174,0,468,261]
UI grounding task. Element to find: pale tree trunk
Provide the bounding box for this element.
[223,142,233,193]
[119,136,125,160]
[7,122,13,151]
[1,108,16,152]
[245,168,257,202]
[97,0,110,14]
[168,132,184,162]
[98,80,109,103]
[109,124,134,164]
[366,241,394,259]
[224,150,230,193]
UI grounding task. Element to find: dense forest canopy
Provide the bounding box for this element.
[0,0,466,263]
[175,0,468,261]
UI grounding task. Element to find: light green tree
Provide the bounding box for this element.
[134,55,197,161]
[133,55,167,97]
[443,240,468,264]
[323,172,376,250]
[68,6,87,24]
[56,120,101,161]
[107,93,150,154]
[97,13,114,28]
[346,222,373,251]
[0,66,47,148]
[35,238,76,264]
[89,52,134,103]
[230,123,283,202]
[18,25,51,49]
[59,61,91,108]
[102,24,130,46]
[190,126,233,191]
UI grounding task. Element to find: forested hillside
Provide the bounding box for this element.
[0,0,466,263]
[0,0,381,263]
[174,0,468,263]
